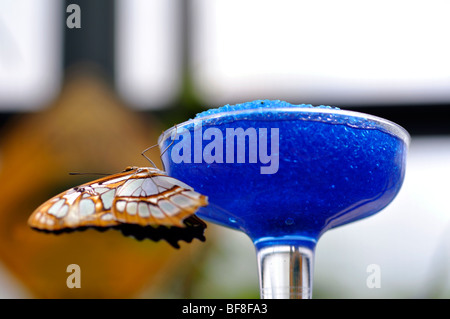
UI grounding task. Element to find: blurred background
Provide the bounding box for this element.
[0,0,449,298]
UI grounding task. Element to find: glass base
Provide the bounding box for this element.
[256,244,314,299]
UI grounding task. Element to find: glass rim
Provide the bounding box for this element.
[158,107,411,146]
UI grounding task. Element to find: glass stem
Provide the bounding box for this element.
[256,244,314,299]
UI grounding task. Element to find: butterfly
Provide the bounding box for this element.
[28,146,208,248]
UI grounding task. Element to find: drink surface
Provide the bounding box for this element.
[159,100,408,247]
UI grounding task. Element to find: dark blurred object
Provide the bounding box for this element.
[64,0,115,84]
[0,71,208,298]
[344,104,450,136]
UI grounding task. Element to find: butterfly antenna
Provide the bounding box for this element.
[160,124,178,158]
[141,145,159,169]
[159,124,178,171]
[141,125,179,171]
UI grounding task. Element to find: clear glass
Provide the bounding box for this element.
[158,106,410,299]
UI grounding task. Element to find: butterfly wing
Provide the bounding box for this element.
[112,168,208,228]
[28,167,208,248]
[27,169,136,232]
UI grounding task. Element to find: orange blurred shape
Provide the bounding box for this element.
[0,70,208,298]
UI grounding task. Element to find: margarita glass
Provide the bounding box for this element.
[158,100,409,299]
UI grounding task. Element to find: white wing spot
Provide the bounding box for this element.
[101,213,114,221]
[79,199,96,217]
[116,200,126,212]
[149,205,165,219]
[59,204,69,218]
[100,189,116,210]
[48,199,68,218]
[126,202,138,215]
[140,178,159,196]
[152,176,192,190]
[39,214,47,225]
[138,203,150,218]
[181,190,202,200]
[118,179,144,197]
[159,200,180,216]
[170,194,195,208]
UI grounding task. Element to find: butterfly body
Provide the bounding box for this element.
[28,166,208,248]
